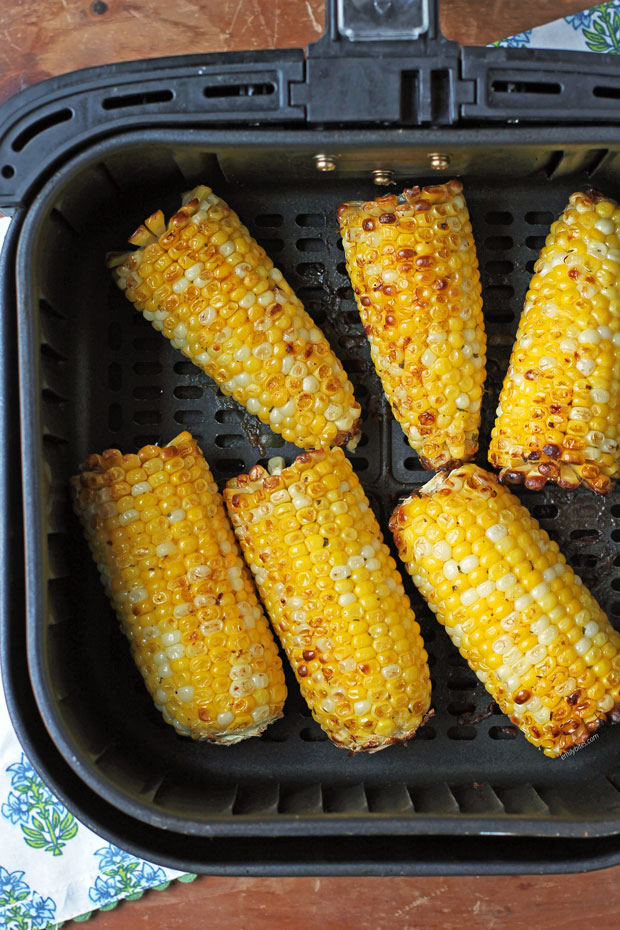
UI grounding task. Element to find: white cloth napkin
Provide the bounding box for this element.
[1,2,618,925]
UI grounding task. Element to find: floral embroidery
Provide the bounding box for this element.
[88,845,167,905]
[0,867,56,929]
[1,755,78,856]
[492,29,533,48]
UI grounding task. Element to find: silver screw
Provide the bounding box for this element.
[372,169,395,186]
[429,153,450,171]
[314,153,336,172]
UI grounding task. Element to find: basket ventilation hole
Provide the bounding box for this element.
[11,108,73,152]
[525,211,553,225]
[174,410,203,426]
[1,165,14,178]
[215,434,244,449]
[447,701,475,717]
[570,528,600,542]
[489,726,518,740]
[491,79,561,95]
[296,238,324,252]
[296,213,326,228]
[173,385,202,400]
[531,503,558,520]
[134,361,162,376]
[215,409,241,424]
[203,82,275,99]
[101,89,174,111]
[296,262,325,278]
[526,236,547,251]
[415,725,436,741]
[133,410,161,427]
[593,85,620,100]
[403,457,426,472]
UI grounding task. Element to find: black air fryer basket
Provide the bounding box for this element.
[3,0,620,875]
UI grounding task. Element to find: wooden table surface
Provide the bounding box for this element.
[3,0,619,926]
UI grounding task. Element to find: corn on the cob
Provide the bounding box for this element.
[224,448,431,752]
[390,464,620,757]
[108,186,361,451]
[489,190,620,494]
[338,180,486,470]
[71,431,287,743]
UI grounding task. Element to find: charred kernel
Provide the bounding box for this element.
[434,278,448,290]
[568,267,579,279]
[386,314,396,325]
[514,690,531,705]
[524,370,537,381]
[538,461,560,478]
[297,665,308,677]
[379,213,396,224]
[415,256,433,267]
[419,411,436,425]
[413,199,431,212]
[302,649,316,661]
[567,690,581,706]
[542,444,561,458]
[397,248,414,259]
[362,218,376,231]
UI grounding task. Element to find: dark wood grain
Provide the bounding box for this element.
[87,871,620,929]
[0,0,592,106]
[4,0,619,926]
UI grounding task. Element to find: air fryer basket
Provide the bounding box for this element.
[5,0,620,874]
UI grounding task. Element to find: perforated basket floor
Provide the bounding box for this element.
[15,130,620,847]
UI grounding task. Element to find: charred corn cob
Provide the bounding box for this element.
[109,186,361,451]
[338,180,486,470]
[489,190,620,494]
[71,431,287,743]
[390,464,620,758]
[224,448,431,752]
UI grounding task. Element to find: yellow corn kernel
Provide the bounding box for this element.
[489,190,620,494]
[338,179,486,470]
[390,464,620,758]
[71,431,286,743]
[109,187,361,451]
[224,448,431,752]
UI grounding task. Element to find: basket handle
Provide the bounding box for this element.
[323,0,442,43]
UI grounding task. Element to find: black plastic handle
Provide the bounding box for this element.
[325,0,440,43]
